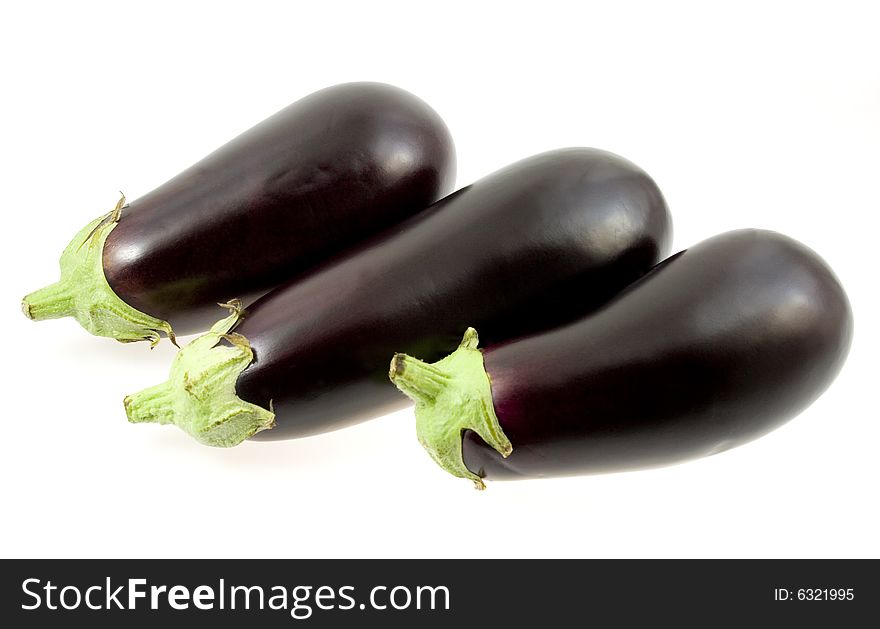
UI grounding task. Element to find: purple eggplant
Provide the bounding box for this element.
[22,82,455,344]
[390,230,852,488]
[124,148,671,446]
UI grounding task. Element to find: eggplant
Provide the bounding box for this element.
[22,82,455,344]
[124,148,672,446]
[390,230,852,488]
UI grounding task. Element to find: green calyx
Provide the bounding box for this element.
[389,327,512,490]
[21,195,176,347]
[124,301,276,447]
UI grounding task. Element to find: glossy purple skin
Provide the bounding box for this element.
[103,82,455,334]
[463,230,853,480]
[237,148,672,439]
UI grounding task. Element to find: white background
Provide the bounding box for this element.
[2,1,877,558]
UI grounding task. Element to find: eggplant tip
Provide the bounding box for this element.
[21,298,34,320]
[122,395,136,422]
[388,353,407,381]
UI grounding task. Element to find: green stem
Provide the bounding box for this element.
[22,198,176,346]
[124,381,177,425]
[388,353,450,402]
[22,281,75,321]
[123,304,276,447]
[389,327,512,490]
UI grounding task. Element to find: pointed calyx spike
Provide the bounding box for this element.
[21,194,177,346]
[389,327,512,490]
[123,304,275,447]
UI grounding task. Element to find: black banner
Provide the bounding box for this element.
[1,559,875,626]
